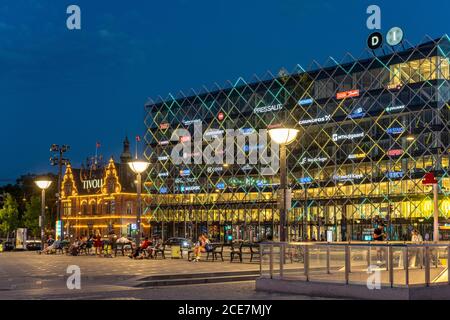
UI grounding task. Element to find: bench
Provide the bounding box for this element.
[206,244,224,261]
[114,243,132,257]
[153,244,166,259]
[230,242,243,263]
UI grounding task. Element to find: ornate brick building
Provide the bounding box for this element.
[61,138,151,237]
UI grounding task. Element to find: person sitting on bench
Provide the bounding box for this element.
[39,237,62,254]
[129,237,152,259]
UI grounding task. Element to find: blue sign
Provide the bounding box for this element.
[216,182,226,190]
[239,128,255,135]
[386,171,404,179]
[180,169,191,176]
[243,145,264,152]
[348,108,365,119]
[386,127,404,135]
[159,187,168,194]
[298,98,314,106]
[298,177,313,184]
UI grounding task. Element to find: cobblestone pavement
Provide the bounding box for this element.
[0,252,323,300]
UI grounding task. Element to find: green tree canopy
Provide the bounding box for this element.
[23,195,41,237]
[0,193,19,238]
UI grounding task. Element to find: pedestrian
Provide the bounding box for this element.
[373,224,386,264]
[93,230,102,256]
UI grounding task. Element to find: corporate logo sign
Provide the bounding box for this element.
[332,132,365,142]
[253,103,283,114]
[167,122,281,175]
[299,115,331,126]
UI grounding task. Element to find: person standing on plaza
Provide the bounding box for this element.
[93,230,103,256]
[410,229,423,268]
[373,224,386,264]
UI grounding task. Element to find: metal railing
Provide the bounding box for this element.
[260,242,450,288]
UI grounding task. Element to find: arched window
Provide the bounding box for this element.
[81,202,88,215]
[90,201,97,215]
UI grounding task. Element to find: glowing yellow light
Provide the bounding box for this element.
[35,180,52,190]
[269,128,299,145]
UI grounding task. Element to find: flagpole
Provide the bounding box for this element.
[95,143,98,164]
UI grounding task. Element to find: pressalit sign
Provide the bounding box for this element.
[253,103,283,114]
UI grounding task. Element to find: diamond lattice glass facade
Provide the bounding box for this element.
[144,36,450,243]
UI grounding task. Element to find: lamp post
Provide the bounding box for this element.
[269,128,299,242]
[128,160,150,245]
[50,144,70,239]
[35,179,52,251]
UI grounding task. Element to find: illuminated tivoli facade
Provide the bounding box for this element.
[144,36,450,243]
[61,138,151,237]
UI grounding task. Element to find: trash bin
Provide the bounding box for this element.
[171,245,181,259]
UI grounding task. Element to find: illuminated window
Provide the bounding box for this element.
[389,57,439,87]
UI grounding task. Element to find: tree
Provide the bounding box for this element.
[0,194,19,240]
[23,196,41,238]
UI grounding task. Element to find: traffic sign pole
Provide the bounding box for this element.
[423,173,439,242]
[433,184,439,242]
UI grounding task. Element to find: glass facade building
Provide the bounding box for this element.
[144,36,450,243]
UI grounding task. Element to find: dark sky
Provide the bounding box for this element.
[0,0,448,182]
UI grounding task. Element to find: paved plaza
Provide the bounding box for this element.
[0,251,325,300]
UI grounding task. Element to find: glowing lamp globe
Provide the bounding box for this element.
[269,128,299,145]
[35,180,52,190]
[128,161,150,174]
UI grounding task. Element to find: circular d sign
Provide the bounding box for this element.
[368,32,383,50]
[387,27,404,46]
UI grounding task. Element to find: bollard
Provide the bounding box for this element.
[345,245,350,285]
[448,246,450,286]
[326,245,331,275]
[388,246,394,288]
[304,245,310,282]
[405,247,409,287]
[269,245,273,279]
[280,244,284,279]
[259,244,263,277]
[425,246,430,287]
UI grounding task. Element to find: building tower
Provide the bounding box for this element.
[120,137,132,164]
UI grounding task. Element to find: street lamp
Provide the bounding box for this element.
[269,128,299,242]
[50,144,70,239]
[128,160,150,245]
[35,178,52,251]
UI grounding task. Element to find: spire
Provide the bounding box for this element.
[120,136,132,163]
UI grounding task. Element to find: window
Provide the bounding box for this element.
[389,57,445,87]
[81,203,88,215]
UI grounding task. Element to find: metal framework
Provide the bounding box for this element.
[144,35,450,243]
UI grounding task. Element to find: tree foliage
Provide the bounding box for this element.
[23,195,41,237]
[0,194,19,238]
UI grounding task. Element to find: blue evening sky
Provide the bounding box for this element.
[0,0,448,182]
